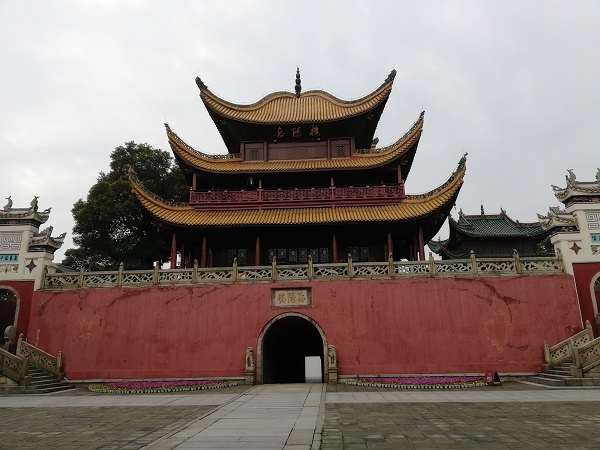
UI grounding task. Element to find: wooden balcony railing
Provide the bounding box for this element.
[189,184,405,210]
[42,251,564,291]
[16,334,63,379]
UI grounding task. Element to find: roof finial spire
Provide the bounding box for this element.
[480,204,485,215]
[295,67,301,97]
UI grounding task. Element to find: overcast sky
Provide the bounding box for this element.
[1,0,599,263]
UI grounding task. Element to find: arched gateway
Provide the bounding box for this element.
[257,313,326,384]
[0,287,18,333]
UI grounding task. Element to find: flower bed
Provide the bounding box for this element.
[88,380,238,394]
[342,376,486,389]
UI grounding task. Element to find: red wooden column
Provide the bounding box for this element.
[418,227,425,261]
[170,233,177,269]
[332,234,338,262]
[255,236,261,266]
[200,236,207,268]
[387,232,394,260]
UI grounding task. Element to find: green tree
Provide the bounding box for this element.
[62,142,188,270]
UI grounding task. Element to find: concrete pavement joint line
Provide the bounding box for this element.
[140,385,258,449]
[310,383,325,450]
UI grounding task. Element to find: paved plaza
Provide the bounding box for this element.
[2,382,600,449]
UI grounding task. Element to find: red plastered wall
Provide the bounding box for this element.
[27,275,581,380]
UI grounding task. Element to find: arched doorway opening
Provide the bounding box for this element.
[259,313,325,384]
[0,287,18,334]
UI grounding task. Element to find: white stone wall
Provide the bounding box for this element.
[0,224,57,289]
[551,203,600,274]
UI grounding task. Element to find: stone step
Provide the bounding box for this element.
[545,369,571,376]
[540,372,572,381]
[24,384,74,394]
[565,378,600,387]
[24,365,73,393]
[527,376,566,387]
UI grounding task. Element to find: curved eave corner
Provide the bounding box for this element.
[128,155,466,228]
[165,111,423,174]
[196,70,396,125]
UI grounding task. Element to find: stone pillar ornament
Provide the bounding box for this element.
[327,345,338,384]
[245,347,255,385]
[3,326,17,353]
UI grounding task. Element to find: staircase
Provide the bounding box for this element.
[528,360,597,387]
[528,321,600,387]
[25,365,74,394]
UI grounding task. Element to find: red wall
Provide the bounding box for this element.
[572,262,600,335]
[0,281,34,337]
[27,275,581,380]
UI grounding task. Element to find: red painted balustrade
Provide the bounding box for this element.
[189,184,405,210]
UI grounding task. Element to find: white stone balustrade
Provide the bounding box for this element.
[41,252,564,291]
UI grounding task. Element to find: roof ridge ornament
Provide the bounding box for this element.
[3,195,12,211]
[195,76,208,91]
[596,167,600,184]
[566,169,576,185]
[295,67,301,97]
[30,196,39,213]
[385,69,397,84]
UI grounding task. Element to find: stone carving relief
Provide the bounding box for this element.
[0,232,22,251]
[586,212,600,230]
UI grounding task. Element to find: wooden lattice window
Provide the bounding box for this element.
[250,149,259,160]
[336,145,345,157]
[227,249,247,265]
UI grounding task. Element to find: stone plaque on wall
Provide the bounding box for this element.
[271,288,311,308]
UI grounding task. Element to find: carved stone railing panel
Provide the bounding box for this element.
[434,260,472,274]
[158,269,193,284]
[82,272,118,286]
[521,258,562,273]
[237,267,272,281]
[16,335,62,377]
[394,261,430,276]
[42,256,564,290]
[578,338,600,371]
[0,348,29,386]
[313,263,348,278]
[197,268,233,281]
[276,265,309,280]
[45,273,79,288]
[122,270,154,285]
[352,262,389,277]
[477,259,516,274]
[544,320,593,366]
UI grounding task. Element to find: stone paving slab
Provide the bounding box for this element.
[321,401,600,449]
[2,382,600,450]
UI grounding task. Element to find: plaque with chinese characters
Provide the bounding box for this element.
[272,288,311,308]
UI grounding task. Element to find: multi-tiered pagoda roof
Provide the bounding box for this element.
[131,69,467,266]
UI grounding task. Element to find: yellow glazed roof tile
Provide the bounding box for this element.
[198,71,396,124]
[167,112,424,173]
[129,155,466,227]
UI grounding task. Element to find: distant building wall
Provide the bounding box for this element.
[27,275,581,380]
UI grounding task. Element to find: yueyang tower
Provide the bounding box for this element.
[130,69,467,268]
